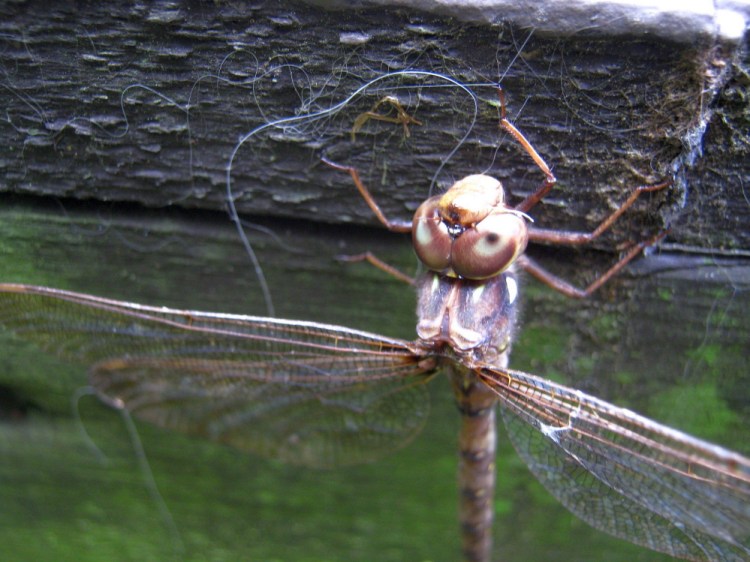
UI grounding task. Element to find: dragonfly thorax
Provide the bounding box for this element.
[415,271,518,367]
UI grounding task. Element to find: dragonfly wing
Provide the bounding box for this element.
[479,367,750,561]
[0,284,434,468]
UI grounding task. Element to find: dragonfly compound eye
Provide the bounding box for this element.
[451,212,528,279]
[412,196,452,272]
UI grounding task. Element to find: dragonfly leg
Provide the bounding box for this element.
[321,157,413,233]
[517,230,668,298]
[527,180,671,246]
[495,88,558,214]
[336,251,416,286]
[497,87,670,229]
[497,86,671,297]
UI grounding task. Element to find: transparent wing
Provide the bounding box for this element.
[479,367,750,561]
[0,284,434,468]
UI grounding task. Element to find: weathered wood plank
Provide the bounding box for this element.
[1,0,747,251]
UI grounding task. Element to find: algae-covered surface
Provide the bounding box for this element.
[0,200,747,562]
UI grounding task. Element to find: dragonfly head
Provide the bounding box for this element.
[411,174,529,280]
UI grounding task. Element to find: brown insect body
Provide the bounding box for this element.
[416,268,517,562]
[411,172,522,562]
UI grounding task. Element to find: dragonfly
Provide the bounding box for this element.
[1,92,749,562]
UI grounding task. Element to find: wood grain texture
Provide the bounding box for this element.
[1,1,746,251]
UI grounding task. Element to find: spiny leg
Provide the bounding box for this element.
[324,99,419,282]
[328,88,558,232]
[493,88,672,296]
[322,156,415,283]
[495,88,670,233]
[327,96,421,231]
[495,88,558,213]
[336,252,416,286]
[518,230,668,298]
[321,157,413,233]
[528,180,671,246]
